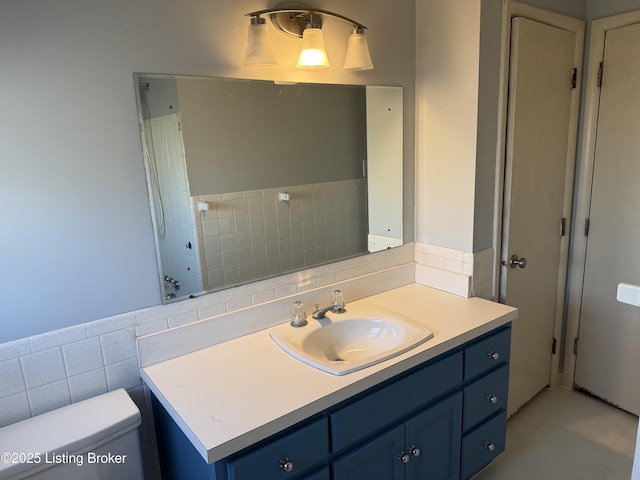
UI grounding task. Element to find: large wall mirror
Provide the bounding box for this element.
[133,73,403,302]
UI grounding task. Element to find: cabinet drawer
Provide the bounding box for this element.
[303,468,330,480]
[464,327,511,380]
[461,411,507,479]
[463,364,509,431]
[226,417,329,480]
[330,351,463,453]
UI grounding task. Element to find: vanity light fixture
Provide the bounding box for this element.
[243,2,374,70]
[243,16,279,66]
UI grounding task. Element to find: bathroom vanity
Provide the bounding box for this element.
[140,284,517,480]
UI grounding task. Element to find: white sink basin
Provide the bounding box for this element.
[269,311,434,375]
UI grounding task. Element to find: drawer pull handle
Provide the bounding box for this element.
[488,351,500,361]
[486,395,498,404]
[279,458,294,472]
[408,445,421,457]
[398,452,411,464]
[484,442,496,452]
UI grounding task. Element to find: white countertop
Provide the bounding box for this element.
[141,284,517,464]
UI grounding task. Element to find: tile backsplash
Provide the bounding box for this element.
[414,243,494,299]
[0,242,493,480]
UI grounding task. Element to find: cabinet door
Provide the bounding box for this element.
[405,392,463,480]
[332,425,405,480]
[303,468,330,480]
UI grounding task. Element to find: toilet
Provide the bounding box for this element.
[0,389,143,480]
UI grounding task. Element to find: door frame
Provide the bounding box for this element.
[564,10,640,390]
[493,1,584,389]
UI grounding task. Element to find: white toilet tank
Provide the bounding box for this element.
[0,389,143,480]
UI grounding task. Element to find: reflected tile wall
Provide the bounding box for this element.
[194,179,368,291]
[145,113,202,298]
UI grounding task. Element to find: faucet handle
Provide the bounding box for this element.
[331,290,346,313]
[290,301,307,327]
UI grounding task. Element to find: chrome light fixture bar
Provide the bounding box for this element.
[243,2,374,70]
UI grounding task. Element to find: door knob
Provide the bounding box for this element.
[505,255,527,269]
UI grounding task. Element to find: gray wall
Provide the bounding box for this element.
[179,79,366,195]
[0,0,415,343]
[524,0,585,17]
[586,0,640,19]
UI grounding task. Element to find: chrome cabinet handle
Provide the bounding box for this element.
[488,351,500,361]
[398,452,410,463]
[484,442,496,452]
[408,445,421,457]
[279,458,294,472]
[486,394,498,404]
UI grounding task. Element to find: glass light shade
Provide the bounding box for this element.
[297,27,330,68]
[243,20,278,66]
[343,30,374,71]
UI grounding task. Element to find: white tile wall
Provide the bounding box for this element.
[21,348,67,389]
[414,242,495,299]
[62,337,104,377]
[470,248,496,299]
[0,242,495,480]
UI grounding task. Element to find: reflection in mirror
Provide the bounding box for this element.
[134,74,403,302]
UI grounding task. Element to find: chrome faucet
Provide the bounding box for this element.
[312,304,339,320]
[312,290,347,319]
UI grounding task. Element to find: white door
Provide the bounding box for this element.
[574,22,640,416]
[501,17,577,416]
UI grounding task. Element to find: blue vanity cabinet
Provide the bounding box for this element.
[151,324,511,480]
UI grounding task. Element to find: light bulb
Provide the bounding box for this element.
[297,27,330,68]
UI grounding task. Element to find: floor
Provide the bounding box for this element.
[473,388,638,480]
